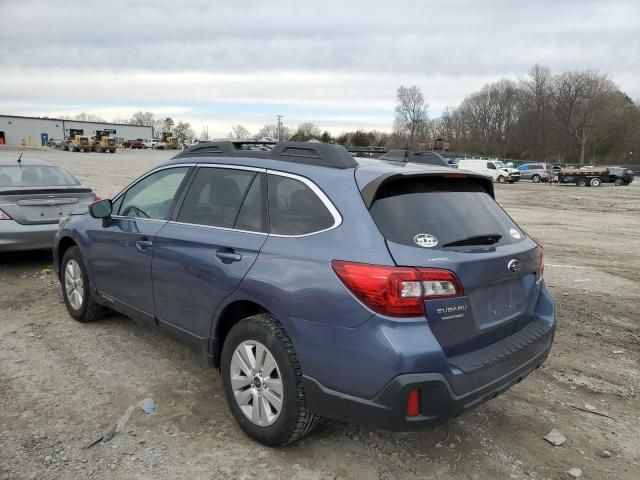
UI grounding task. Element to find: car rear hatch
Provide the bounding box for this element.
[357,170,542,356]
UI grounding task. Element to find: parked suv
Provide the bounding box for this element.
[517,163,552,183]
[53,141,555,446]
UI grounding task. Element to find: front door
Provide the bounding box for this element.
[87,166,190,324]
[152,167,268,344]
[41,132,48,146]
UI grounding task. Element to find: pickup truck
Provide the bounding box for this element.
[143,139,159,149]
[122,139,144,149]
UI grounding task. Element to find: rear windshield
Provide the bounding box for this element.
[369,178,524,249]
[0,165,80,187]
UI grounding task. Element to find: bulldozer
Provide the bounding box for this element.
[64,129,92,152]
[92,130,117,153]
[161,131,178,150]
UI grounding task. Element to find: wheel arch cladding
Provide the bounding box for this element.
[57,236,77,276]
[212,299,270,367]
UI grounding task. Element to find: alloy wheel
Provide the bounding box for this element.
[64,259,84,311]
[230,340,283,426]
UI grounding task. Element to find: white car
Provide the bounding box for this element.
[143,139,160,149]
[457,158,521,184]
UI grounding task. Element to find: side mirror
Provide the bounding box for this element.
[89,198,113,219]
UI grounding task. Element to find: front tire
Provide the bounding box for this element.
[61,247,104,322]
[497,175,506,184]
[221,314,318,446]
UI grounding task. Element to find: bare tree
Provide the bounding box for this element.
[291,122,322,141]
[173,121,194,143]
[256,123,291,140]
[201,125,210,141]
[395,86,429,147]
[130,111,156,127]
[163,117,175,133]
[231,125,252,139]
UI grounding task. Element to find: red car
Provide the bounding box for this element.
[123,139,144,149]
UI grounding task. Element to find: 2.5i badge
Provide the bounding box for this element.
[414,233,438,248]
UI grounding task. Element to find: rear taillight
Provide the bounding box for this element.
[539,248,544,279]
[331,261,463,317]
[0,208,12,220]
[93,193,102,201]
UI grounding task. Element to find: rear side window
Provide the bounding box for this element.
[268,175,334,235]
[369,178,523,250]
[177,168,256,229]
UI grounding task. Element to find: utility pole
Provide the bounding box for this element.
[276,115,284,141]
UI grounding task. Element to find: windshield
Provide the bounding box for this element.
[0,165,80,187]
[493,161,506,168]
[369,177,524,250]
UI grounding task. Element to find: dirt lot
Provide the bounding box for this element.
[1,148,639,480]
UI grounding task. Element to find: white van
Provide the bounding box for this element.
[457,158,521,183]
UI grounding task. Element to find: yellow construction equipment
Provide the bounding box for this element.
[161,131,178,150]
[64,129,91,152]
[93,130,117,153]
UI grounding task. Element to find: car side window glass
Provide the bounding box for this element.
[118,167,188,220]
[487,162,496,169]
[177,168,256,228]
[268,175,334,236]
[234,173,266,232]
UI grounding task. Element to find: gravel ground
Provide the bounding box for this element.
[1,147,639,480]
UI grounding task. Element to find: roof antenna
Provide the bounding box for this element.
[17,153,23,167]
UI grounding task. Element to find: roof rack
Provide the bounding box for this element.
[173,140,358,169]
[377,150,441,161]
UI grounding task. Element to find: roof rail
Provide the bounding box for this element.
[173,140,358,169]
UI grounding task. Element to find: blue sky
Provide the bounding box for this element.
[1,0,638,137]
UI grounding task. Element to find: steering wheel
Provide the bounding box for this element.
[121,205,150,218]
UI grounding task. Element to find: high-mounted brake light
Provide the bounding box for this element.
[331,261,463,317]
[0,208,12,220]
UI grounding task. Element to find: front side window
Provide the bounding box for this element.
[268,175,335,235]
[117,167,188,220]
[487,162,496,170]
[177,168,258,229]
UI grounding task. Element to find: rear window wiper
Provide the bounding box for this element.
[442,233,502,248]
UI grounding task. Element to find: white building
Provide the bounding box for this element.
[0,114,154,147]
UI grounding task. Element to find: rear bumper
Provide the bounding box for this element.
[0,220,57,252]
[303,317,555,431]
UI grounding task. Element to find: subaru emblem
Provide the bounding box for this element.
[507,259,521,273]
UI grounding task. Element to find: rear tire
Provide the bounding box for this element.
[61,247,104,323]
[577,178,587,187]
[590,177,601,187]
[221,314,318,446]
[532,174,541,183]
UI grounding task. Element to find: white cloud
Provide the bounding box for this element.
[0,0,638,134]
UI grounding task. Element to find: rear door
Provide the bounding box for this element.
[364,174,542,355]
[152,166,268,343]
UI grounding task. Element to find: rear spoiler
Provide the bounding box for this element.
[359,172,494,209]
[0,187,93,195]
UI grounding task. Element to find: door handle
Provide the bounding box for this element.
[216,249,242,262]
[135,239,154,251]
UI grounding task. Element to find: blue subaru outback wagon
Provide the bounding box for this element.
[53,141,555,446]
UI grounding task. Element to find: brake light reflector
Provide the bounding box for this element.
[0,208,12,220]
[331,261,463,317]
[406,388,420,417]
